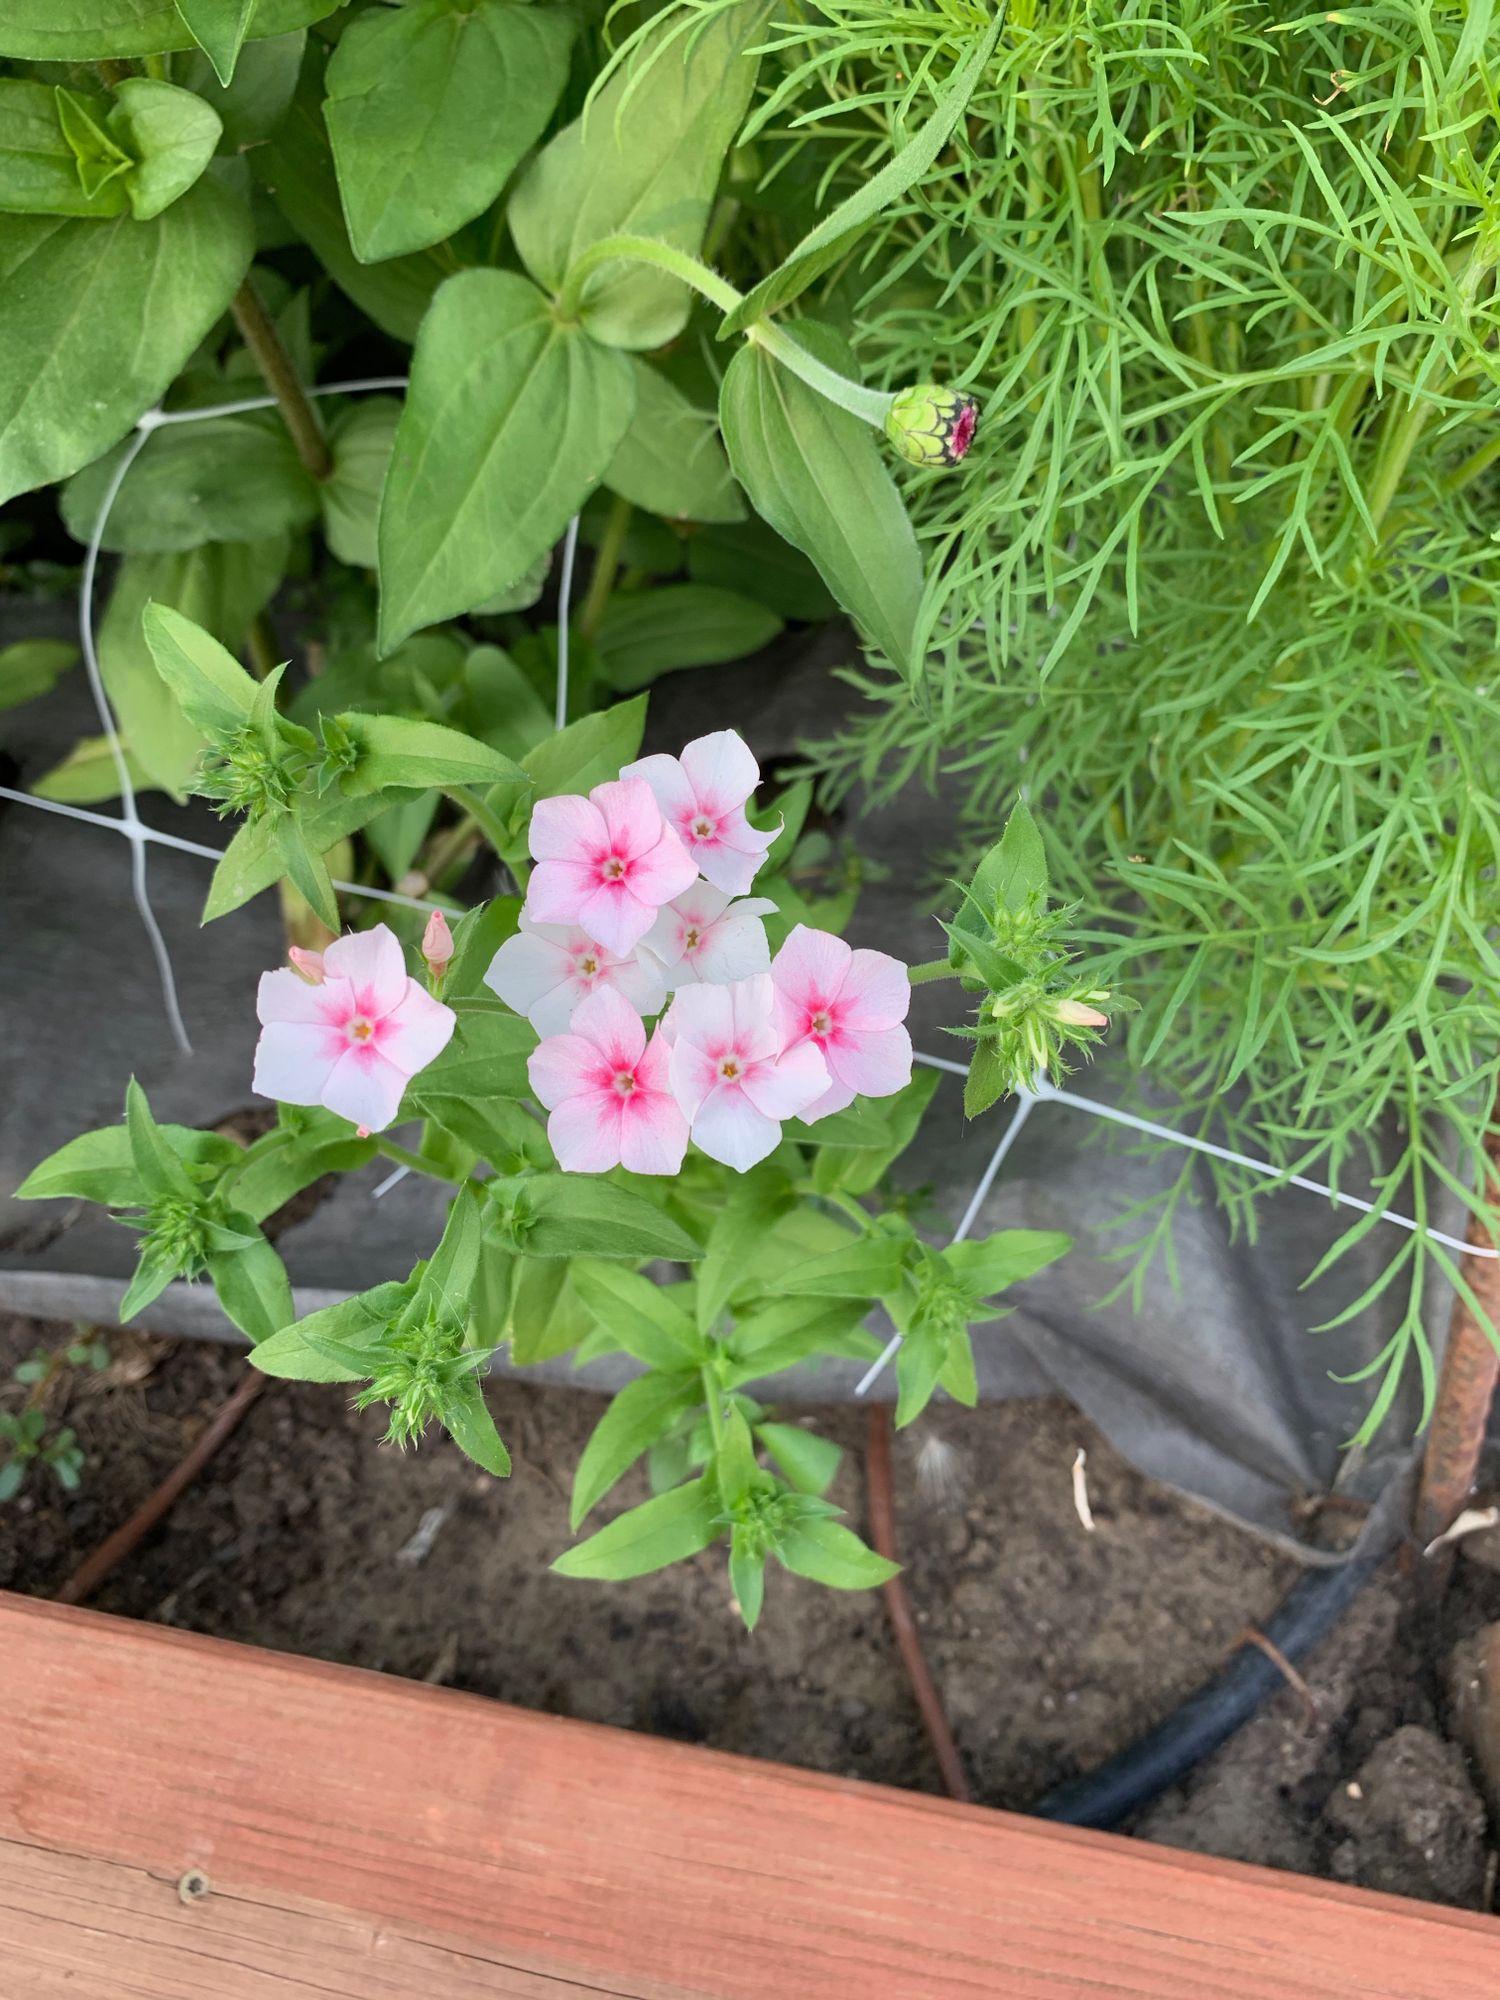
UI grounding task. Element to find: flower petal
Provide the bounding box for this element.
[728,972,780,1063]
[679,729,759,813]
[253,1021,339,1105]
[798,1074,858,1124]
[619,1089,690,1175]
[610,951,668,1019]
[693,831,773,898]
[740,1040,830,1123]
[594,776,666,860]
[529,792,606,864]
[321,1046,411,1132]
[322,924,408,1018]
[668,1035,723,1121]
[377,983,456,1078]
[627,823,698,907]
[529,1033,609,1110]
[771,924,853,1011]
[665,980,736,1051]
[690,1084,782,1172]
[548,1093,624,1174]
[486,926,575,1027]
[569,984,647,1069]
[577,880,654,955]
[826,1022,913,1100]
[257,966,347,1028]
[618,751,696,825]
[526,857,601,929]
[842,946,912,1028]
[687,907,772,985]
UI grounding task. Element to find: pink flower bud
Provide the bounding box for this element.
[1052,999,1109,1027]
[422,909,454,980]
[288,947,326,986]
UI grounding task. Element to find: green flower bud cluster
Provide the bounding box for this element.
[197,721,297,823]
[355,1308,489,1452]
[884,383,980,468]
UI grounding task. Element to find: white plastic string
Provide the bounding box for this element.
[555,513,580,730]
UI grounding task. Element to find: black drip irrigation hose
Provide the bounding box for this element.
[1032,1545,1388,1830]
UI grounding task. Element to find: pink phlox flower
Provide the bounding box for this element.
[524,776,697,956]
[666,975,829,1172]
[770,924,911,1123]
[486,915,666,1036]
[253,924,455,1134]
[621,730,776,897]
[640,883,777,992]
[528,986,687,1175]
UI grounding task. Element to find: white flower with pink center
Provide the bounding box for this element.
[665,975,830,1172]
[253,925,455,1134]
[525,776,697,955]
[485,915,666,1036]
[640,884,777,992]
[528,987,687,1175]
[621,729,777,897]
[770,924,912,1123]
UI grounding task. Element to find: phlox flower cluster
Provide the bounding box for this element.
[488,731,912,1175]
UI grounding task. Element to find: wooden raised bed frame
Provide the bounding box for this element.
[2,1590,1498,1997]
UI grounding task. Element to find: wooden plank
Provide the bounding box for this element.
[2,1592,1498,2000]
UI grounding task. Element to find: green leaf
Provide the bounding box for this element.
[442,1370,512,1478]
[938,1324,978,1408]
[16,1121,238,1207]
[964,800,1049,931]
[416,1183,487,1320]
[204,783,407,919]
[126,1077,201,1201]
[0,0,336,63]
[339,710,526,795]
[251,42,440,344]
[141,599,260,739]
[377,268,635,651]
[572,1261,705,1371]
[518,694,646,807]
[0,638,77,713]
[605,357,743,523]
[595,585,780,693]
[761,1232,910,1300]
[687,514,835,622]
[409,1002,534,1101]
[717,10,1001,338]
[30,735,156,804]
[507,1257,592,1366]
[228,1108,375,1223]
[552,1474,722,1580]
[64,416,316,555]
[502,1174,703,1263]
[0,173,253,506]
[963,1041,1009,1121]
[180,29,305,152]
[809,1068,941,1198]
[175,0,256,86]
[570,1370,700,1528]
[320,397,398,569]
[714,1405,760,1510]
[774,1515,898,1591]
[421,1092,550,1174]
[443,894,523,999]
[251,1282,413,1382]
[720,1297,876,1387]
[0,80,127,218]
[54,87,133,204]
[696,1165,794,1333]
[206,1230,294,1342]
[111,78,222,221]
[894,1315,949,1429]
[92,539,287,800]
[729,1529,766,1629]
[941,1229,1071,1298]
[719,323,922,678]
[459,646,553,758]
[509,0,769,349]
[324,0,574,263]
[755,1421,841,1497]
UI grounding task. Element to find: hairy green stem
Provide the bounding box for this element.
[445,785,512,857]
[376,1139,462,1184]
[230,278,333,482]
[578,493,633,642]
[701,1363,726,1454]
[908,957,961,986]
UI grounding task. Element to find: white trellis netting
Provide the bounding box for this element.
[0,382,1486,1498]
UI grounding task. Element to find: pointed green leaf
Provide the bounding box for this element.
[206,1230,294,1342]
[251,1282,413,1382]
[16,1122,238,1207]
[443,1371,512,1478]
[175,0,256,87]
[570,1370,700,1528]
[110,78,222,220]
[755,1421,841,1497]
[605,357,744,523]
[0,1,335,63]
[774,1515,899,1590]
[553,1474,723,1580]
[0,80,127,218]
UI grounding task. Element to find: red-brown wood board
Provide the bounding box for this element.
[2,1591,1498,1999]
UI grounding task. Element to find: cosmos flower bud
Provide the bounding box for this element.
[883,384,979,468]
[422,908,454,983]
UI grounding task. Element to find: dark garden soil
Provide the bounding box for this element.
[3,1309,1498,1912]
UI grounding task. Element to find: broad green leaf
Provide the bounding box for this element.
[142,599,260,738]
[810,1068,941,1198]
[965,799,1049,928]
[687,513,835,622]
[720,1297,876,1387]
[938,1324,978,1407]
[325,0,574,263]
[595,585,780,693]
[714,1405,760,1510]
[507,1257,592,1366]
[251,43,440,343]
[420,1093,550,1173]
[0,172,252,506]
[339,710,526,794]
[0,80,127,218]
[30,736,156,804]
[755,1421,841,1496]
[552,1474,722,1580]
[320,397,398,568]
[509,0,769,349]
[729,1530,766,1629]
[0,638,77,713]
[459,646,553,758]
[181,30,306,152]
[409,1003,535,1101]
[719,322,921,677]
[251,1282,412,1382]
[504,1173,703,1263]
[941,1229,1071,1299]
[696,1166,794,1333]
[572,1261,705,1371]
[518,694,647,806]
[416,1183,487,1320]
[378,268,634,651]
[204,782,409,919]
[176,0,256,86]
[718,11,1001,338]
[963,1041,1009,1120]
[605,357,743,523]
[54,88,132,204]
[895,1313,949,1428]
[207,1230,293,1342]
[16,1121,238,1207]
[111,78,222,221]
[0,0,336,62]
[774,1515,898,1590]
[228,1114,375,1222]
[443,894,524,999]
[761,1232,910,1300]
[63,416,316,554]
[443,1371,512,1477]
[93,537,287,800]
[570,1370,700,1528]
[125,1077,200,1201]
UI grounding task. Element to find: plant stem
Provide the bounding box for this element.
[746,321,894,429]
[230,277,333,482]
[445,785,512,857]
[95,58,134,85]
[796,1183,874,1232]
[701,1363,726,1455]
[376,1139,460,1185]
[245,613,278,680]
[578,493,633,642]
[908,957,961,986]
